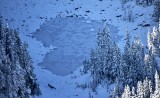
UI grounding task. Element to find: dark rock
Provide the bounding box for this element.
[116,15,122,17]
[48,84,56,89]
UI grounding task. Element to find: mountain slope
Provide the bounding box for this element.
[0,0,156,98]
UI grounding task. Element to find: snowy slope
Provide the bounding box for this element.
[0,0,155,98]
[33,17,121,76]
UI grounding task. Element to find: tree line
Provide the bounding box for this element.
[83,23,160,98]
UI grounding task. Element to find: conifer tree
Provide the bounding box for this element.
[127,36,145,87]
[144,52,157,83]
[83,59,90,74]
[131,86,135,98]
[123,30,131,80]
[121,85,131,98]
[96,25,113,82]
[137,81,144,98]
[149,80,153,95]
[123,30,131,64]
[143,78,150,98]
[0,21,41,98]
[90,49,98,76]
[153,70,160,98]
[111,43,121,80]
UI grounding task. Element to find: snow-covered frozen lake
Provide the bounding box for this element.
[33,17,121,76]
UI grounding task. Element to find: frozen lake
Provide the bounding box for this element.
[33,17,120,76]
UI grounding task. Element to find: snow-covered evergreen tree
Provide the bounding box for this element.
[121,70,160,98]
[111,42,122,81]
[83,24,123,91]
[83,59,90,74]
[126,35,145,87]
[123,30,131,65]
[110,77,124,98]
[144,51,157,82]
[147,31,153,50]
[0,21,41,98]
[149,80,153,95]
[90,49,98,76]
[121,85,131,98]
[137,81,144,98]
[96,25,113,82]
[84,22,160,96]
[153,70,160,98]
[143,77,150,98]
[131,86,135,98]
[147,25,160,57]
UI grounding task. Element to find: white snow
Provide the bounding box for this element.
[90,28,95,32]
[86,20,92,24]
[0,0,155,98]
[33,17,120,76]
